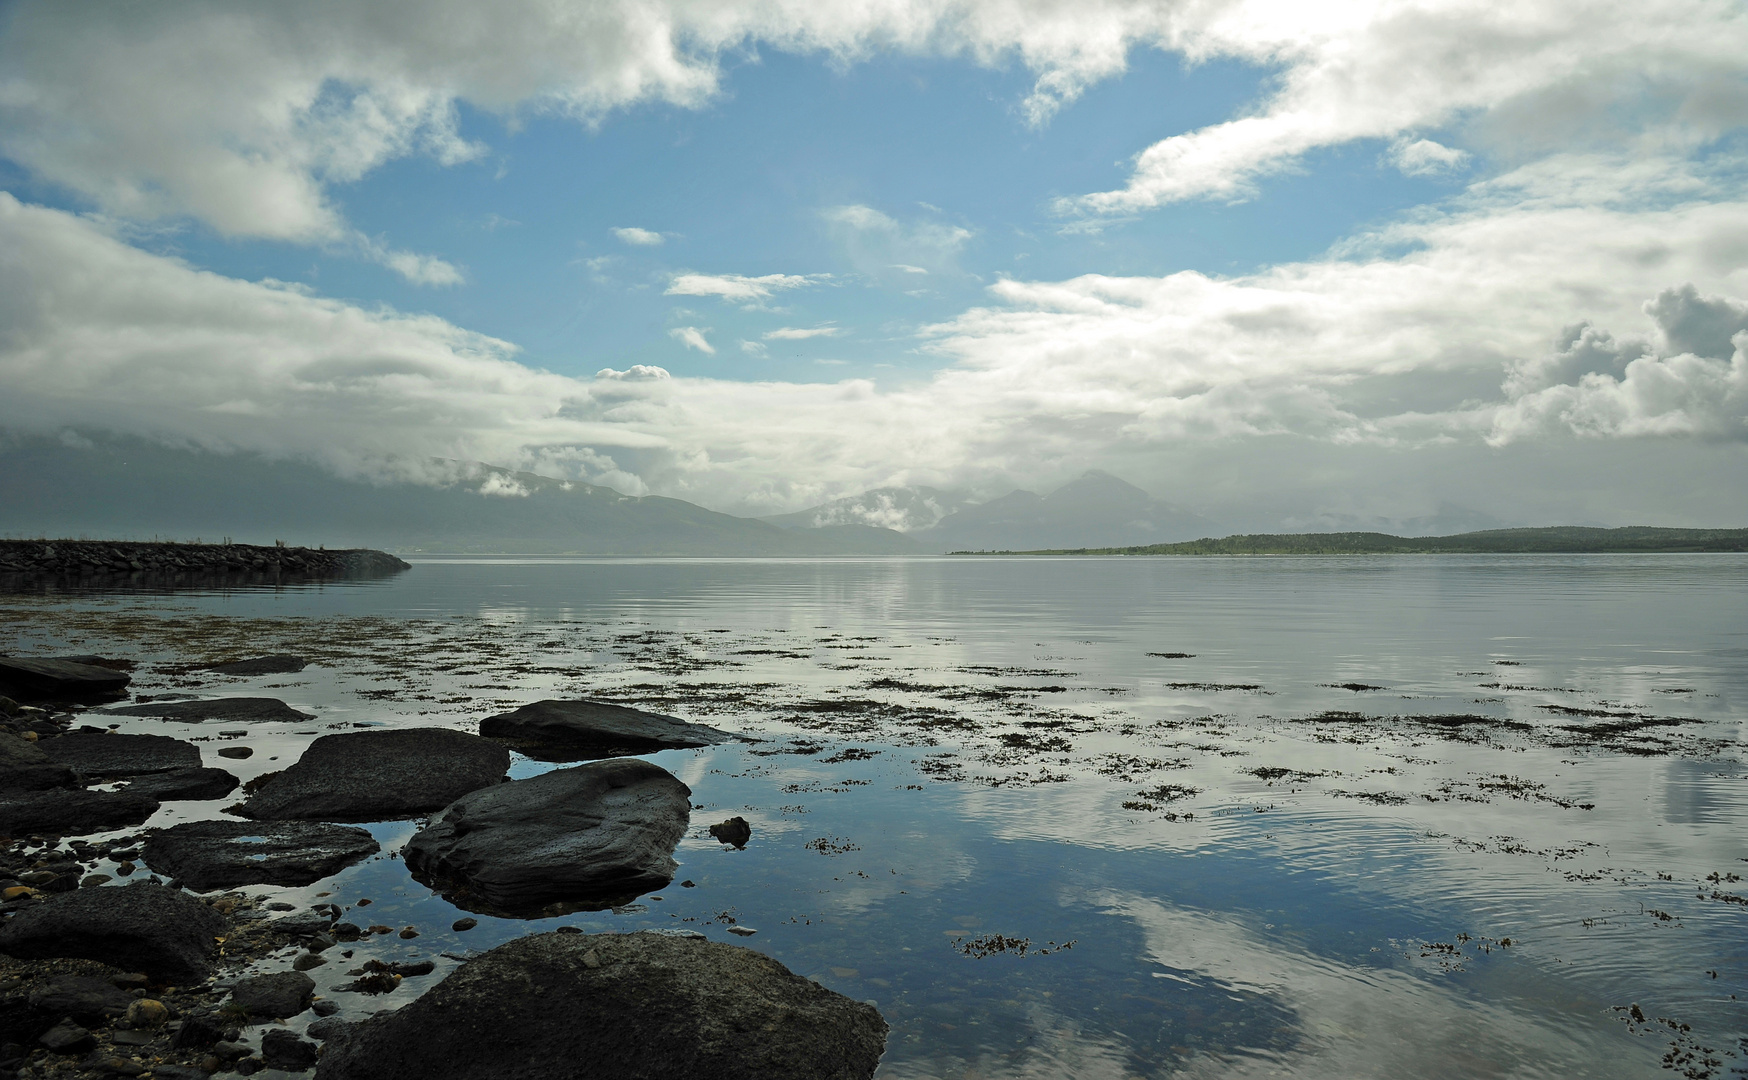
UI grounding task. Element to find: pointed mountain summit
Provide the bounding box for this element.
[760,487,973,533]
[913,471,1217,551]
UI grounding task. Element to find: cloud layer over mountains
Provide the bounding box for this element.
[1,0,1745,521]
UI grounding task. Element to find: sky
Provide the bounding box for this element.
[1,0,1745,528]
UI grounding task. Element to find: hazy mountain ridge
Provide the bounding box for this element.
[760,487,973,533]
[0,437,919,555]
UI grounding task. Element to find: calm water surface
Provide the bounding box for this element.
[5,555,1747,1079]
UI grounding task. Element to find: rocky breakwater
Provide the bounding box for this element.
[316,930,889,1080]
[0,540,409,590]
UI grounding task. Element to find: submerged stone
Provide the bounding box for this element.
[479,699,734,761]
[101,697,316,724]
[142,819,381,891]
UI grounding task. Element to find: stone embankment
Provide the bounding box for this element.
[0,541,408,586]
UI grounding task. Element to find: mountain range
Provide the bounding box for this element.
[0,436,1215,554]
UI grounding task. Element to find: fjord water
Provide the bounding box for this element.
[9,554,1748,1078]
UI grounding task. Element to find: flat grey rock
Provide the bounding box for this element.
[39,731,200,778]
[143,820,379,891]
[406,757,690,917]
[124,766,239,801]
[0,787,159,836]
[0,882,225,983]
[203,655,307,676]
[101,697,316,724]
[238,728,509,822]
[0,734,79,792]
[479,699,735,761]
[314,931,887,1080]
[0,657,130,703]
[230,971,315,1018]
[27,975,134,1022]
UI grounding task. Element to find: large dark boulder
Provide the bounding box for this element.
[405,758,689,917]
[124,766,239,801]
[0,658,130,703]
[0,883,225,983]
[238,728,509,822]
[315,931,887,1080]
[203,655,307,676]
[0,788,159,837]
[38,732,199,779]
[143,820,379,891]
[0,735,79,792]
[101,698,316,724]
[480,699,735,761]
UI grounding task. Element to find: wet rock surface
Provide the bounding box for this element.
[122,766,239,802]
[38,732,200,779]
[0,883,225,984]
[142,820,380,891]
[202,654,307,676]
[0,788,159,837]
[228,970,315,1019]
[0,734,79,792]
[315,930,888,1080]
[238,727,509,822]
[479,698,735,760]
[100,697,316,724]
[0,658,130,703]
[405,758,690,916]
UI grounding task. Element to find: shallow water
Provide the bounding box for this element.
[5,554,1748,1078]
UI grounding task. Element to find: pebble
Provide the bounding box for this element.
[451,917,477,932]
[81,873,112,888]
[217,746,253,759]
[399,927,419,939]
[726,926,758,937]
[293,953,327,971]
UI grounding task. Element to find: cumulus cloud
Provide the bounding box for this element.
[765,325,840,340]
[611,226,664,246]
[4,154,1747,518]
[665,272,825,302]
[668,326,715,354]
[0,0,1184,249]
[0,192,660,488]
[1490,284,1748,443]
[1388,138,1470,176]
[1065,0,1748,215]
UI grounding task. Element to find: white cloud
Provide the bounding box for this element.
[368,242,465,286]
[739,340,769,357]
[1065,0,1748,215]
[477,472,530,497]
[824,204,972,278]
[1388,138,1469,177]
[765,325,841,340]
[665,272,824,302]
[668,326,715,354]
[612,226,664,246]
[5,150,1748,524]
[0,0,1184,249]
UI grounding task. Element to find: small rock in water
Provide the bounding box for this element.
[726,926,758,937]
[310,999,341,1017]
[217,746,253,759]
[261,1028,320,1070]
[293,953,328,971]
[451,917,477,931]
[399,927,419,939]
[229,971,315,1018]
[709,817,752,849]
